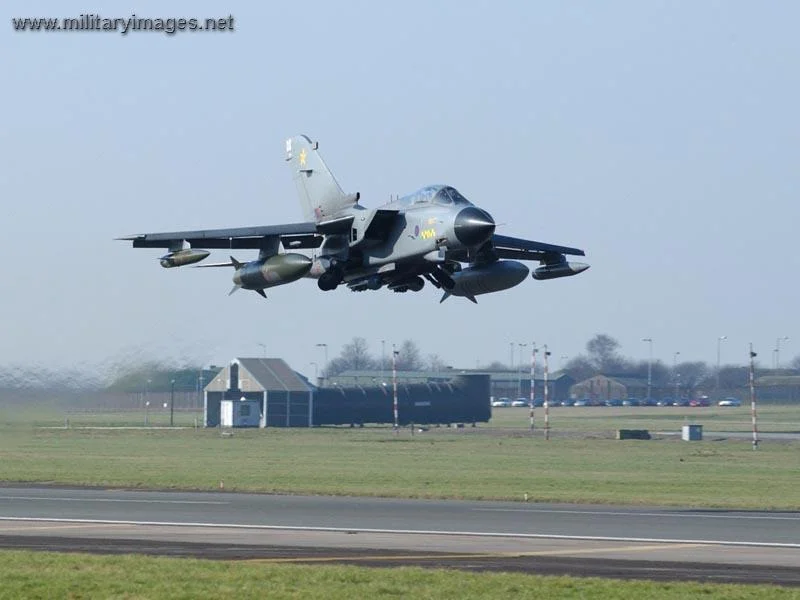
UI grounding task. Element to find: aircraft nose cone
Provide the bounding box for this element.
[454,207,495,247]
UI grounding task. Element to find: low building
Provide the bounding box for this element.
[204,358,314,427]
[329,369,574,403]
[570,374,649,402]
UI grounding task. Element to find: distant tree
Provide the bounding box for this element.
[426,354,449,372]
[714,365,750,390]
[479,361,511,371]
[395,340,424,371]
[562,355,595,382]
[586,334,629,372]
[105,363,211,392]
[673,361,708,394]
[326,337,377,375]
[791,355,800,371]
[628,360,670,386]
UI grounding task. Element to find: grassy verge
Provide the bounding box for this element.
[488,405,800,433]
[0,550,795,600]
[0,424,798,508]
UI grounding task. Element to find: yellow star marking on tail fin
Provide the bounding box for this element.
[299,148,307,166]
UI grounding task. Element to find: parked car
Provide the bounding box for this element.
[560,400,574,407]
[511,398,528,407]
[491,398,511,407]
[604,399,623,407]
[641,397,657,406]
[718,397,741,407]
[622,398,640,406]
[689,397,711,407]
[672,398,691,407]
[657,397,673,406]
[573,399,590,407]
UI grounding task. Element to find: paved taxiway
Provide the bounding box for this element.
[1,486,799,585]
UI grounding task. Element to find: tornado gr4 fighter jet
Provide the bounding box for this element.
[119,135,588,302]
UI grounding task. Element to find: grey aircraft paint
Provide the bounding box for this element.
[120,135,588,302]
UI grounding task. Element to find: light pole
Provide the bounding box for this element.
[170,379,176,427]
[642,338,653,402]
[392,344,399,433]
[144,379,151,426]
[316,343,328,385]
[509,342,514,370]
[310,361,318,382]
[716,336,727,399]
[257,343,267,358]
[517,343,527,397]
[381,339,386,382]
[775,336,789,369]
[529,344,537,432]
[543,345,552,440]
[749,344,759,450]
[673,352,681,401]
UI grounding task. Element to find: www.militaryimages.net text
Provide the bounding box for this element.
[11,14,235,36]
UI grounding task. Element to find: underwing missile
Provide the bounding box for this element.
[159,249,210,268]
[532,262,589,280]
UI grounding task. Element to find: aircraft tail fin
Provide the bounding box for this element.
[285,135,358,222]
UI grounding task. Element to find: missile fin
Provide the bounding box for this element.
[228,284,242,296]
[439,291,451,303]
[254,289,267,298]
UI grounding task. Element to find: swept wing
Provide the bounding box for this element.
[118,222,321,250]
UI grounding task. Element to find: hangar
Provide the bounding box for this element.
[569,374,649,402]
[329,369,574,403]
[204,358,491,428]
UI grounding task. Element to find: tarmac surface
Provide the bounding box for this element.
[1,485,799,586]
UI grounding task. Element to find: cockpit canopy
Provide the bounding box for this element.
[399,185,472,207]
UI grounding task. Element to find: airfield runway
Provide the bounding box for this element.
[0,486,799,585]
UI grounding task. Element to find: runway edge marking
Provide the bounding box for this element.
[0,517,798,550]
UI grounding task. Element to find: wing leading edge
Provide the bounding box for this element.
[491,234,585,259]
[118,222,321,250]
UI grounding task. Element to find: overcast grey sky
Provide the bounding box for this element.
[3,1,798,377]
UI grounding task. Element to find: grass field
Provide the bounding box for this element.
[488,404,800,433]
[1,405,799,508]
[0,550,796,600]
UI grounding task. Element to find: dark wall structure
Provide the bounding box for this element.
[314,374,490,426]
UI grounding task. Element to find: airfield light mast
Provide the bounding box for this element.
[529,344,537,432]
[544,345,551,441]
[170,379,175,428]
[381,339,386,382]
[749,344,759,450]
[392,345,399,434]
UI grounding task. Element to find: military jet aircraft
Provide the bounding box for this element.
[119,135,588,302]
